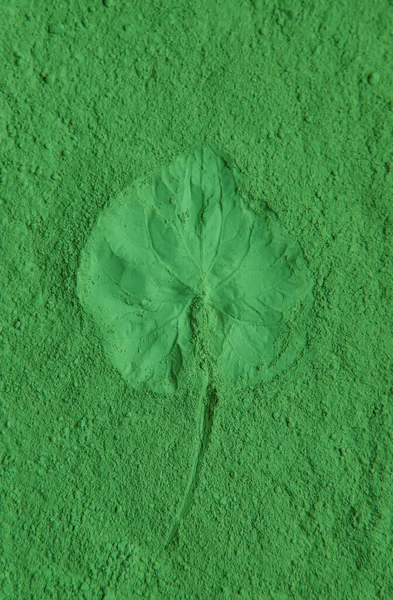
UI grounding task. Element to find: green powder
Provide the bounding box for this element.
[1,1,392,599]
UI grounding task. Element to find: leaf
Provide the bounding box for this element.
[77,145,313,392]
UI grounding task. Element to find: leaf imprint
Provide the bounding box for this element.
[77,144,314,547]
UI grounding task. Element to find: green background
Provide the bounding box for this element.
[1,1,392,598]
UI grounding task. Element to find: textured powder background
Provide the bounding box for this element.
[1,1,393,599]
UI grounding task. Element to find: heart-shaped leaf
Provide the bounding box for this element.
[77,145,313,393]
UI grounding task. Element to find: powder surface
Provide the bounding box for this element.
[1,2,392,599]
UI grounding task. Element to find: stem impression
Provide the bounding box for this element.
[164,297,219,548]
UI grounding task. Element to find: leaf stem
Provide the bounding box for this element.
[164,368,218,549]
